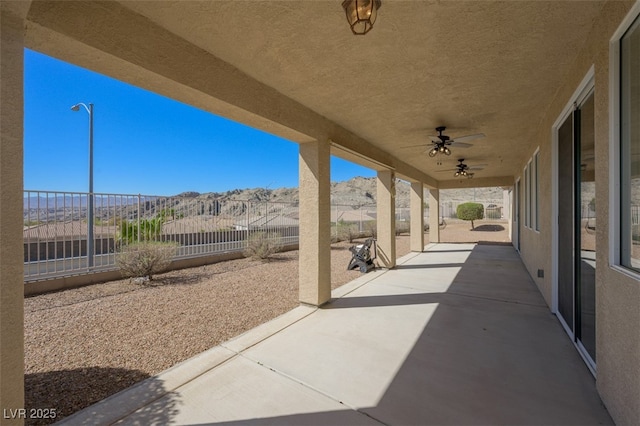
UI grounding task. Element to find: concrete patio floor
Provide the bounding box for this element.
[59,243,612,425]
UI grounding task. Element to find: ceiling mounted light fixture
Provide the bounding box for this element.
[342,0,381,35]
[400,126,486,158]
[429,143,451,156]
[436,158,486,179]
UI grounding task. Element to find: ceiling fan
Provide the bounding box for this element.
[437,158,486,178]
[427,126,485,157]
[403,126,485,157]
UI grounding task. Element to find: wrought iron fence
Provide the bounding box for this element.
[23,190,301,281]
[435,201,504,220]
[24,191,387,282]
[631,205,640,226]
[23,190,505,282]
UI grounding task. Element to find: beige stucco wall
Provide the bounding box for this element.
[0,5,27,422]
[514,1,640,424]
[410,181,425,252]
[428,189,440,243]
[595,4,640,424]
[298,141,331,306]
[376,170,396,268]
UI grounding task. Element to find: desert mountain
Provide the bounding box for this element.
[24,177,507,224]
[175,177,505,208]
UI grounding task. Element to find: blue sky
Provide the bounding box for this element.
[24,49,374,196]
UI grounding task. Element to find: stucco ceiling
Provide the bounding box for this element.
[27,0,609,185]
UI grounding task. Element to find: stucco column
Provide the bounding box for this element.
[429,188,440,243]
[505,188,513,240]
[410,181,425,252]
[298,140,331,306]
[376,170,396,268]
[0,7,26,420]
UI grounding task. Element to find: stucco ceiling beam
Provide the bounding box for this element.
[25,1,321,140]
[25,0,435,185]
[438,176,514,190]
[1,0,32,20]
[328,133,438,188]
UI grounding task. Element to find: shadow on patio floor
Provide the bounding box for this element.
[25,367,180,425]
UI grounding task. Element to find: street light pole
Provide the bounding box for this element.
[71,102,94,268]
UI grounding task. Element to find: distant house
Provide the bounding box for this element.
[23,221,115,240]
[330,209,376,223]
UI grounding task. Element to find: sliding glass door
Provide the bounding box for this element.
[578,92,596,364]
[556,88,596,371]
[557,112,574,333]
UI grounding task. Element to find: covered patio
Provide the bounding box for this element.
[1,1,639,424]
[60,243,609,425]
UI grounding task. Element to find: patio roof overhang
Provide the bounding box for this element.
[22,0,611,188]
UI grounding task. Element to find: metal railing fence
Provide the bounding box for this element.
[436,201,504,220]
[631,205,640,226]
[24,190,506,282]
[24,190,300,282]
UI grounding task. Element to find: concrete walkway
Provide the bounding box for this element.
[59,243,612,425]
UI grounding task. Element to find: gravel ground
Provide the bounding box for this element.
[25,222,509,424]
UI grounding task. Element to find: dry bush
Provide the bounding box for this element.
[395,221,410,236]
[365,220,377,238]
[116,242,178,281]
[338,223,359,243]
[244,231,283,261]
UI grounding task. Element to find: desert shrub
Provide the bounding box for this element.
[395,221,410,236]
[116,241,178,281]
[158,208,177,221]
[338,222,359,243]
[244,231,283,261]
[456,202,484,230]
[118,217,164,245]
[330,224,341,243]
[364,220,377,238]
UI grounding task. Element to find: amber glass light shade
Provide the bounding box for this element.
[342,0,381,35]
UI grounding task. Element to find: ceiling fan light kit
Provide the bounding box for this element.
[436,158,485,179]
[422,126,485,157]
[400,126,486,160]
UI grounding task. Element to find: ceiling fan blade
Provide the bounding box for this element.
[399,143,431,149]
[468,164,487,170]
[452,133,485,143]
[428,136,442,143]
[435,168,459,172]
[449,142,473,148]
